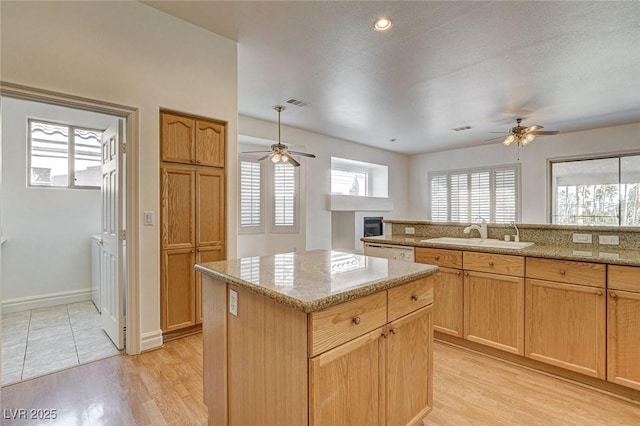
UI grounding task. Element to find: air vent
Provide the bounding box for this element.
[452,125,473,132]
[285,98,309,107]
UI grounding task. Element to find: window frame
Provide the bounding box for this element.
[238,155,265,234]
[548,152,640,226]
[330,166,369,196]
[27,118,103,190]
[428,164,521,224]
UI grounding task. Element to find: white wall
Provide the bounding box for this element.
[238,115,411,255]
[0,1,238,347]
[1,98,118,305]
[409,122,640,223]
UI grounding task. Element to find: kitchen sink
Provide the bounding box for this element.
[421,237,534,250]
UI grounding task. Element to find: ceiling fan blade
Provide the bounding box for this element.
[241,150,271,154]
[529,130,559,135]
[289,150,317,158]
[283,154,301,167]
[257,153,272,161]
[527,125,543,132]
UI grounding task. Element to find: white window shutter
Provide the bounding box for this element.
[273,163,296,227]
[239,160,262,228]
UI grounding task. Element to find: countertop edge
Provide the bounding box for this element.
[361,236,640,266]
[196,264,439,313]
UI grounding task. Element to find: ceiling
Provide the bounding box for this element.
[143,1,640,155]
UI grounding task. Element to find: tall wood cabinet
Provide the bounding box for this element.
[160,111,226,335]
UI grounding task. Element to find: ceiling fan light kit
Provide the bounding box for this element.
[501,118,559,147]
[241,105,316,167]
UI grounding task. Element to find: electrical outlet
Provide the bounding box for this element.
[599,235,619,245]
[405,227,415,235]
[572,233,592,244]
[229,289,238,316]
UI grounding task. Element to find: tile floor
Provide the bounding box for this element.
[1,301,121,385]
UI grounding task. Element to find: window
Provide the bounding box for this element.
[551,154,640,226]
[331,169,367,196]
[28,119,103,188]
[429,165,520,223]
[272,163,298,232]
[239,158,264,233]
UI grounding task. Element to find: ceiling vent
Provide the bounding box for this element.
[452,125,473,132]
[285,98,309,107]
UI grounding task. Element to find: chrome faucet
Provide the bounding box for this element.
[464,216,488,239]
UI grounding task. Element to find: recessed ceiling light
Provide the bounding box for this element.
[374,17,392,31]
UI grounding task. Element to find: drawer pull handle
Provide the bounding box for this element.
[559,270,566,275]
[610,292,617,299]
[352,316,361,325]
[411,295,418,301]
[488,261,494,267]
[390,328,397,335]
[381,332,388,339]
[435,256,441,261]
[596,290,603,296]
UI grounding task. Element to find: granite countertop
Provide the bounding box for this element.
[362,235,640,266]
[196,249,439,313]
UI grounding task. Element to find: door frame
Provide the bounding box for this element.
[0,81,141,355]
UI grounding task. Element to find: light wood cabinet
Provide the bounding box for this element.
[464,270,525,355]
[525,258,606,378]
[415,248,463,337]
[607,265,640,390]
[161,111,225,167]
[160,110,226,335]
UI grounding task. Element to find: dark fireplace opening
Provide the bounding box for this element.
[363,217,383,237]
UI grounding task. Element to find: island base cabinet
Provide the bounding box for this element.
[525,279,606,379]
[463,271,524,355]
[607,289,640,390]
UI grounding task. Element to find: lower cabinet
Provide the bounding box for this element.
[309,306,433,426]
[196,246,224,324]
[433,268,463,337]
[161,248,196,332]
[607,265,640,390]
[525,278,606,379]
[463,270,525,355]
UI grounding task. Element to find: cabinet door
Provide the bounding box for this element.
[161,112,195,164]
[608,289,640,390]
[161,248,196,332]
[309,328,383,426]
[196,168,225,247]
[526,278,606,379]
[196,246,224,325]
[195,119,225,167]
[464,271,524,355]
[433,268,463,337]
[386,306,433,426]
[161,168,195,249]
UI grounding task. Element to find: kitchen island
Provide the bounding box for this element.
[196,249,439,426]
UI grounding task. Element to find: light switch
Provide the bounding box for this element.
[143,211,154,226]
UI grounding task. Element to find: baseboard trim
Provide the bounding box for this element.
[1,288,92,313]
[141,329,164,352]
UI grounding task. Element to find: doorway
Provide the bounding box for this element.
[0,94,133,385]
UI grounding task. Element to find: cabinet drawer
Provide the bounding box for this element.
[415,248,462,269]
[608,265,640,292]
[463,252,524,276]
[526,258,605,288]
[309,291,387,357]
[388,276,434,322]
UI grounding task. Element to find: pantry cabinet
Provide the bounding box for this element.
[607,265,640,390]
[160,110,226,336]
[525,258,606,379]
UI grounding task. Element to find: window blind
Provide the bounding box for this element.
[429,165,519,223]
[239,160,262,228]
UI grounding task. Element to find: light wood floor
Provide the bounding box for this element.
[1,334,639,425]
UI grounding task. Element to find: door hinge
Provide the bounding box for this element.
[120,141,126,154]
[120,230,126,241]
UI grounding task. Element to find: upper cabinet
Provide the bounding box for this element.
[161,111,225,167]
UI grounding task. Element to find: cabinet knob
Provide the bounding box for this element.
[610,292,617,299]
[381,332,388,339]
[488,261,494,267]
[559,270,566,275]
[411,295,418,301]
[596,290,603,296]
[464,272,469,276]
[456,271,461,276]
[390,328,397,335]
[352,316,361,325]
[196,160,201,164]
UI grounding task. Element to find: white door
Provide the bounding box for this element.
[101,121,125,349]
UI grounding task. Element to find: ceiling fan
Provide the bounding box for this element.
[241,105,316,167]
[489,118,560,147]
